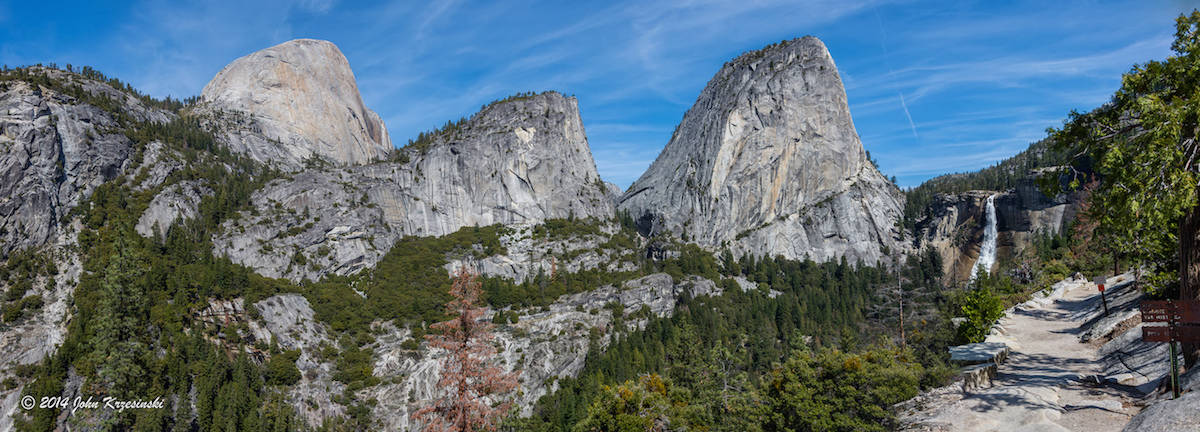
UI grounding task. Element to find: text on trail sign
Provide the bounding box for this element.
[1141,300,1200,343]
[1138,299,1198,400]
[1141,300,1200,324]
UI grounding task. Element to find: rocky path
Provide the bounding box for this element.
[899,276,1144,431]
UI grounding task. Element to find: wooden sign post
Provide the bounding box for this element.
[1093,276,1109,316]
[1141,299,1200,398]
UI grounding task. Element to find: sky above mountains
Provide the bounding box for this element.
[0,1,1189,188]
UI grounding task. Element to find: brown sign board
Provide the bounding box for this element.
[1143,326,1172,342]
[1142,324,1200,343]
[1141,300,1200,324]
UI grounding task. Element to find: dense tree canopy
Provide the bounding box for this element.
[1050,10,1200,364]
[1050,10,1200,299]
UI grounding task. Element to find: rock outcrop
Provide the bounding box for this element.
[213,91,615,281]
[0,68,180,430]
[135,180,211,240]
[229,274,718,430]
[914,174,1086,283]
[443,222,640,284]
[365,273,720,431]
[250,295,346,426]
[199,39,391,169]
[618,36,905,264]
[0,71,173,254]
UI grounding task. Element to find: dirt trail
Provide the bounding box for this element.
[899,277,1143,431]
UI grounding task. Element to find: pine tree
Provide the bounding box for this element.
[91,229,149,397]
[414,268,519,432]
[1050,10,1200,366]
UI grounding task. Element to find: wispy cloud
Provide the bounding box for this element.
[296,0,336,14]
[1,0,1186,188]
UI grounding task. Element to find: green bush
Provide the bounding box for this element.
[266,350,301,386]
[573,374,690,432]
[956,286,1004,343]
[763,348,922,432]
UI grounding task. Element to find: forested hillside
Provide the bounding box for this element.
[902,139,1074,231]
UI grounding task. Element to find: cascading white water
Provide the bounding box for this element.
[969,194,998,282]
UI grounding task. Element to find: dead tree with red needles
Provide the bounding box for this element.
[413,268,519,432]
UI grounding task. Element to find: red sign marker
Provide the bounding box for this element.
[1098,284,1105,292]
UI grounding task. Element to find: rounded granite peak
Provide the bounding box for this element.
[619,35,903,264]
[200,38,391,169]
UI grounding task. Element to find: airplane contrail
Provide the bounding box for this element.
[898,91,919,139]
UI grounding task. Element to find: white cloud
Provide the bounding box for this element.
[296,0,336,13]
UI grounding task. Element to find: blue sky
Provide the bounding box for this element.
[0,1,1191,188]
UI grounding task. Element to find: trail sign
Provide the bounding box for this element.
[1094,276,1109,315]
[1141,300,1200,325]
[1140,299,1200,399]
[1142,325,1171,342]
[1141,324,1200,343]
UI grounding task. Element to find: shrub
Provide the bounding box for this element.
[266,350,301,386]
[956,286,1004,343]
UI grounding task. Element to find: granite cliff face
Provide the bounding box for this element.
[198,39,391,169]
[914,175,1086,283]
[618,36,905,264]
[0,68,179,429]
[213,92,615,281]
[0,70,173,254]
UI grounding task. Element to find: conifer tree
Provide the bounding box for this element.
[1050,10,1200,366]
[414,268,519,432]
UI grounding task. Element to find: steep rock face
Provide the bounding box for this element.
[213,92,615,281]
[199,39,391,169]
[236,274,719,430]
[249,295,346,426]
[913,191,994,283]
[366,273,720,431]
[0,71,174,254]
[135,180,211,240]
[0,69,177,430]
[443,222,640,284]
[914,176,1085,283]
[618,36,904,264]
[0,225,82,432]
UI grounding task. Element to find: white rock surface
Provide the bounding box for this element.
[199,39,391,169]
[135,181,211,239]
[364,273,718,431]
[0,72,173,254]
[250,294,346,427]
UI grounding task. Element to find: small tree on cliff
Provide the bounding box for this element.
[1050,10,1200,367]
[414,268,519,432]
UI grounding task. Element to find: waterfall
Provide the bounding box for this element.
[969,194,998,283]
